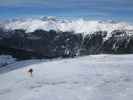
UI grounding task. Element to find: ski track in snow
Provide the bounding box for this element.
[0,54,133,100]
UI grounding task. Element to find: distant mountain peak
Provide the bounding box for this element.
[0,16,133,35]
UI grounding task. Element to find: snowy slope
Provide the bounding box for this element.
[0,55,16,68]
[2,17,133,34]
[0,55,133,100]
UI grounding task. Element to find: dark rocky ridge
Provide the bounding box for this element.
[0,29,82,59]
[0,29,133,59]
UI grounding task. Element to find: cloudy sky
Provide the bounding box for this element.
[0,0,133,21]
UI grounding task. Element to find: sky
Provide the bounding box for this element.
[0,0,133,22]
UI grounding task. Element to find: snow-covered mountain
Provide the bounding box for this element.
[1,17,133,59]
[2,17,133,34]
[1,54,133,100]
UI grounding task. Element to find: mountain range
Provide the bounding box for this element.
[0,17,133,59]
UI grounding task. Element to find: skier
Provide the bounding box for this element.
[28,68,33,77]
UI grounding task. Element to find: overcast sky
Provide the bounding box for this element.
[0,0,133,21]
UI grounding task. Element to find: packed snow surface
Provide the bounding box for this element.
[2,17,133,34]
[0,54,133,100]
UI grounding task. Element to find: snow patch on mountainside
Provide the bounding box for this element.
[2,17,133,34]
[0,55,133,100]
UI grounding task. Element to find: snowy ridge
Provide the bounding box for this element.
[1,55,133,100]
[2,17,133,34]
